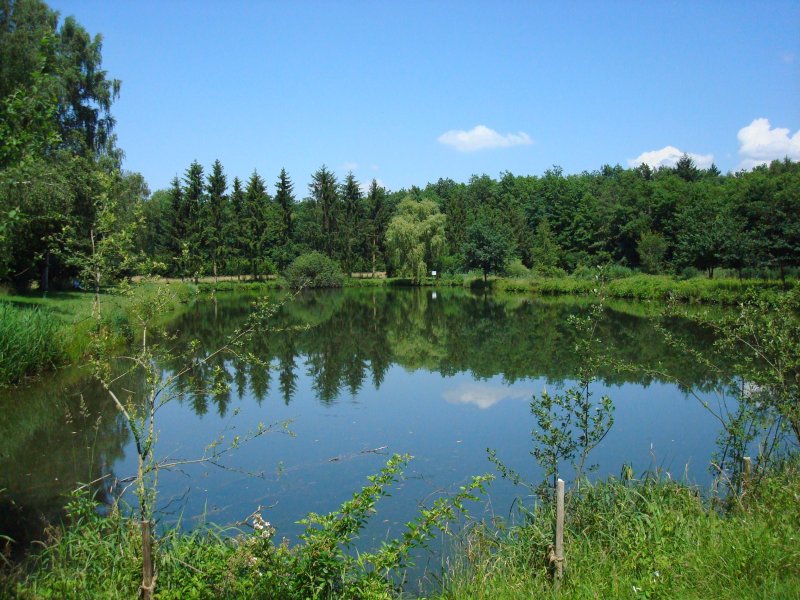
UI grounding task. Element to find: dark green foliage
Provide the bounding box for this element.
[530,217,562,275]
[462,213,513,281]
[204,159,228,282]
[284,252,344,289]
[636,230,667,274]
[308,165,339,258]
[275,169,294,251]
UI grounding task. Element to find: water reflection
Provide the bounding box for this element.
[0,288,730,557]
[164,288,726,414]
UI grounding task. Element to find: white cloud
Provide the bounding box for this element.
[342,162,358,171]
[628,145,714,170]
[438,125,533,152]
[781,52,796,64]
[737,118,800,170]
[442,382,532,410]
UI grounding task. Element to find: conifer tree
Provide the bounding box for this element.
[182,160,206,279]
[243,170,268,279]
[224,176,245,279]
[204,159,228,285]
[309,165,339,258]
[365,179,389,276]
[340,171,363,274]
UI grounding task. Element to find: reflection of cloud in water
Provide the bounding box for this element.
[443,382,533,410]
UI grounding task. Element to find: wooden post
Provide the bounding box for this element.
[555,478,565,585]
[141,520,154,600]
[742,456,752,497]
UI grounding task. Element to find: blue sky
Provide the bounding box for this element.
[49,1,800,194]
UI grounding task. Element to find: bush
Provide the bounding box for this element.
[505,259,530,278]
[604,263,634,280]
[284,252,344,289]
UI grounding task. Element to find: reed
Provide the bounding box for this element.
[0,303,65,386]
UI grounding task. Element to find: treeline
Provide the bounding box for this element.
[141,156,800,283]
[3,2,799,292]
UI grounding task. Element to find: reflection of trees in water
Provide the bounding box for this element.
[161,287,728,414]
[0,370,130,558]
[0,289,729,557]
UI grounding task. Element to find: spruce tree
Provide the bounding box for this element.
[224,176,245,279]
[309,165,339,258]
[365,179,389,276]
[340,171,363,274]
[204,159,228,285]
[182,160,206,280]
[243,170,268,279]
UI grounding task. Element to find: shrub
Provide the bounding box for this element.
[284,252,344,289]
[505,259,530,278]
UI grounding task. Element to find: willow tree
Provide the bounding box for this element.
[385,197,446,282]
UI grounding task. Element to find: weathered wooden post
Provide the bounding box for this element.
[555,478,565,586]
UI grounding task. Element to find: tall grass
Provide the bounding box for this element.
[0,303,65,386]
[437,462,800,600]
[496,274,796,305]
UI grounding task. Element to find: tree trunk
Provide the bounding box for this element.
[41,248,50,296]
[371,239,377,278]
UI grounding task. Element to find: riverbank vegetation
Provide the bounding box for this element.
[436,459,800,600]
[2,2,799,598]
[0,282,196,386]
[4,459,798,599]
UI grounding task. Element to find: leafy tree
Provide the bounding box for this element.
[531,218,562,275]
[637,231,668,274]
[462,212,513,282]
[385,197,446,282]
[673,182,725,278]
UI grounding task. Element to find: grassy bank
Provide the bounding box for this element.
[0,282,197,386]
[340,273,797,305]
[3,461,797,599]
[436,462,800,600]
[0,303,65,386]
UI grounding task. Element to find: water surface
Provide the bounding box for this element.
[0,287,729,556]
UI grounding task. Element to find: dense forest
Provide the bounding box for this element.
[2,0,799,293]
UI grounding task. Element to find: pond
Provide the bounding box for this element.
[0,287,731,560]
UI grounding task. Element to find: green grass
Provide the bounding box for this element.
[339,272,797,305]
[495,273,796,305]
[435,462,800,600]
[0,282,197,386]
[0,303,66,386]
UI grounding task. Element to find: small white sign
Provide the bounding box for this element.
[431,270,437,276]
